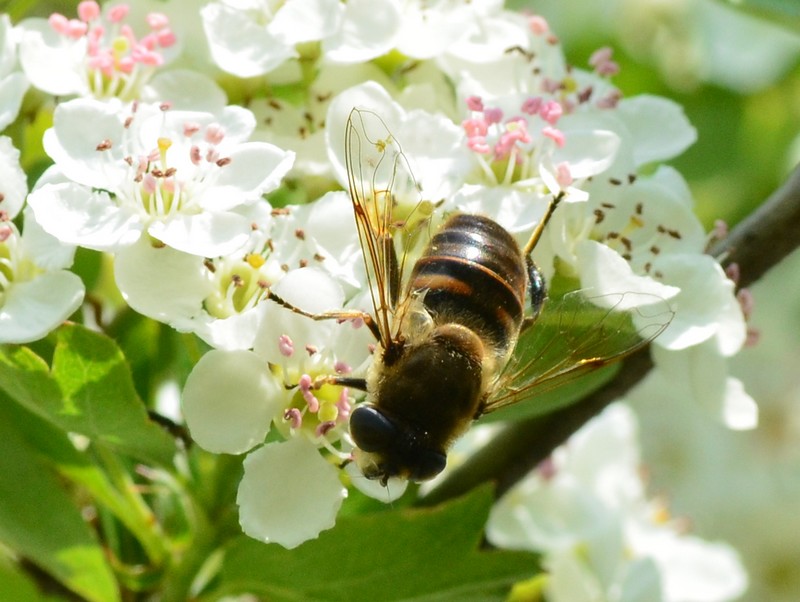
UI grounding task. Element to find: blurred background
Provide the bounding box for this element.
[514,1,800,599]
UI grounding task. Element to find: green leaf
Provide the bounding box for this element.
[0,407,120,602]
[216,487,538,602]
[0,323,176,466]
[0,393,169,569]
[0,554,70,602]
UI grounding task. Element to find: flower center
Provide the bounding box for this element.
[462,95,566,186]
[203,252,275,318]
[0,222,41,307]
[48,2,176,100]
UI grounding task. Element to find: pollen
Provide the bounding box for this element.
[246,253,265,269]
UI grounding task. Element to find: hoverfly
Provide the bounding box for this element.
[268,108,672,486]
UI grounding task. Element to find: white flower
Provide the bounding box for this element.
[201,0,399,77]
[0,14,29,131]
[320,0,401,64]
[250,63,396,181]
[632,249,800,600]
[114,190,362,351]
[326,81,472,207]
[181,268,373,547]
[27,98,294,257]
[0,206,84,344]
[18,2,178,100]
[487,403,748,602]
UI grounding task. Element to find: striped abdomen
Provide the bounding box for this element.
[408,214,527,357]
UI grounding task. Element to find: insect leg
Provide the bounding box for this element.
[522,191,564,257]
[324,375,368,391]
[267,290,382,343]
[284,374,368,392]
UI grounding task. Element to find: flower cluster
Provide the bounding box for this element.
[0,2,753,582]
[487,404,747,601]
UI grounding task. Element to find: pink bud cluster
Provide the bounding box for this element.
[589,47,620,78]
[48,1,176,78]
[462,95,567,163]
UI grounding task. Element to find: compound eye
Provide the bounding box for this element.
[349,406,398,453]
[410,449,446,481]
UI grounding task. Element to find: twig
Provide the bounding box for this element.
[420,163,800,507]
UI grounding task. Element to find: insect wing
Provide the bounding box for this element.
[482,290,674,415]
[345,109,428,344]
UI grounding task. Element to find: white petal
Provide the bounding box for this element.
[0,136,28,219]
[619,558,663,602]
[0,72,29,131]
[201,2,294,77]
[253,268,344,363]
[18,205,76,271]
[44,98,127,191]
[182,349,281,454]
[616,95,697,166]
[237,437,347,548]
[303,190,364,288]
[18,18,88,96]
[0,271,84,344]
[562,404,644,506]
[216,105,259,144]
[27,182,143,251]
[447,11,528,63]
[651,340,757,429]
[447,185,548,234]
[395,2,472,60]
[323,0,400,63]
[554,116,621,179]
[344,461,407,502]
[114,239,215,324]
[325,81,404,188]
[721,377,758,430]
[268,0,341,45]
[183,309,264,352]
[636,529,747,602]
[650,254,745,353]
[396,110,470,201]
[148,212,251,257]
[210,142,294,198]
[143,70,228,112]
[0,15,16,74]
[546,549,605,602]
[575,240,680,305]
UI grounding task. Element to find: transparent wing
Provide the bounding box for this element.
[345,108,431,347]
[481,290,674,414]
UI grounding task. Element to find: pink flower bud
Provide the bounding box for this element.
[108,4,130,23]
[77,1,101,23]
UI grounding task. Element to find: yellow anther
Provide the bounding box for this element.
[246,253,265,269]
[112,36,129,55]
[318,401,339,423]
[157,137,172,166]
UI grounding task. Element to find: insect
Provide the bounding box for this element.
[268,109,672,486]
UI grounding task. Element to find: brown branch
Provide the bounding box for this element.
[420,163,800,507]
[709,163,800,289]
